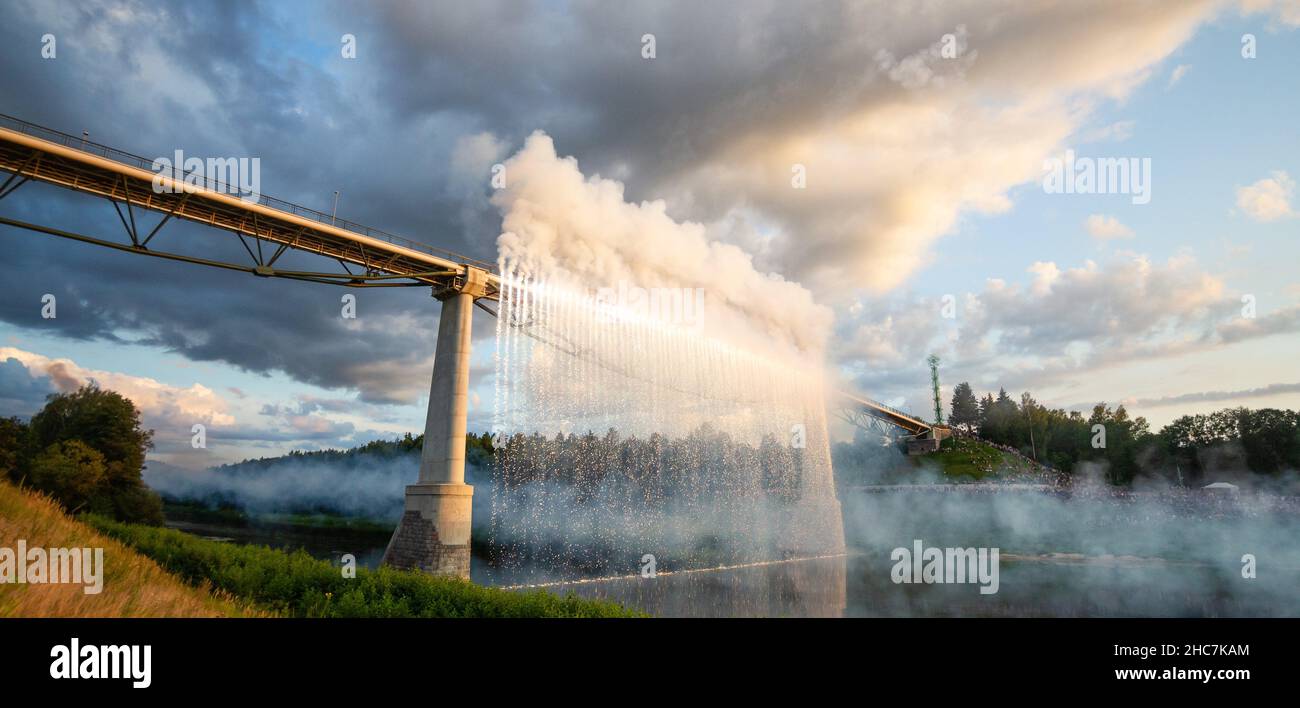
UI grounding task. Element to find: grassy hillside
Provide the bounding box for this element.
[2,479,637,617]
[837,434,1057,485]
[0,480,255,617]
[912,435,1041,480]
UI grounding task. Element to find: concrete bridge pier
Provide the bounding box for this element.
[382,267,490,578]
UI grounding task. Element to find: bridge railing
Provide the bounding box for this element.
[873,400,925,424]
[841,392,929,429]
[0,113,497,273]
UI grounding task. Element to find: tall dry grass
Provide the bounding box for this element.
[0,480,259,617]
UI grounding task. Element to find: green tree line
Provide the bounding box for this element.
[947,381,1300,485]
[214,430,498,472]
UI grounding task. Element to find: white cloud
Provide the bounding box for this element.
[1086,214,1136,240]
[833,254,1300,400]
[1217,303,1300,342]
[1238,0,1300,26]
[1167,63,1192,88]
[960,255,1230,360]
[874,24,978,90]
[1130,381,1300,407]
[0,347,416,468]
[0,347,236,428]
[1236,171,1296,222]
[650,0,1220,295]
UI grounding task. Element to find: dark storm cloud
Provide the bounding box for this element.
[0,1,498,404]
[0,356,56,417]
[356,0,880,218]
[0,181,457,404]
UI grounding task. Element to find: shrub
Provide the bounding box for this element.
[27,440,107,512]
[20,383,164,525]
[0,416,29,483]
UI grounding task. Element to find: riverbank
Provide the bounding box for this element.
[88,515,641,617]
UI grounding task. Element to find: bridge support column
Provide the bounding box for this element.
[382,267,489,579]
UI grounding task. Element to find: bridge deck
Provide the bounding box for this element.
[0,113,498,296]
[835,391,933,436]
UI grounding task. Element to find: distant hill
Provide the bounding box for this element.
[142,433,495,520]
[833,433,1066,486]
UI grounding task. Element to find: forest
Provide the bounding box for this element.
[944,381,1300,485]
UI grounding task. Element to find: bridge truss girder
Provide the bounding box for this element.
[832,407,913,443]
[0,122,499,295]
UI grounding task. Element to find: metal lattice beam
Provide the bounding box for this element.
[0,113,500,297]
[0,214,456,288]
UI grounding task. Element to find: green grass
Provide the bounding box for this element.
[910,435,1034,480]
[85,516,642,618]
[0,480,256,617]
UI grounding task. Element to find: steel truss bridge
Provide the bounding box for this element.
[832,392,933,440]
[0,112,933,441]
[0,113,498,298]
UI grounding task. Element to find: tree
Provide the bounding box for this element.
[104,482,165,526]
[26,383,163,525]
[1236,408,1300,474]
[965,383,1297,484]
[1158,407,1300,481]
[27,440,108,512]
[29,382,153,486]
[948,382,981,433]
[0,416,28,483]
[977,393,994,432]
[980,388,1020,446]
[1081,403,1152,485]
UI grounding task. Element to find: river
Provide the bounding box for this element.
[165,485,1300,617]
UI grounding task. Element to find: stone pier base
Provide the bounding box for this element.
[381,482,474,578]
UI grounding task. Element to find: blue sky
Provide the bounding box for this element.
[1,1,1297,468]
[860,11,1299,421]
